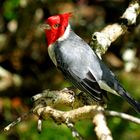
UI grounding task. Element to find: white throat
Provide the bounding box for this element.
[58,24,71,41]
[48,24,71,66]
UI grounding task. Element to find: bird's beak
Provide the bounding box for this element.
[40,23,51,30]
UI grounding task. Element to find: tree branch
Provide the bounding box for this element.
[93,112,113,140]
[105,110,140,124]
[4,89,140,139]
[90,0,140,58]
[31,89,140,125]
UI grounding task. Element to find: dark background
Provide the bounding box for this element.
[0,0,140,139]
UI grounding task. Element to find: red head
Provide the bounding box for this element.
[41,13,72,46]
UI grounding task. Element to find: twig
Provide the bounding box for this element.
[3,110,32,132]
[105,110,140,125]
[4,117,22,132]
[65,118,84,140]
[37,118,43,133]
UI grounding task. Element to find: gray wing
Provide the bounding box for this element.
[54,31,109,102]
[52,31,140,113]
[62,67,104,101]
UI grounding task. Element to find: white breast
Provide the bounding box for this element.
[48,24,71,66]
[48,44,57,66]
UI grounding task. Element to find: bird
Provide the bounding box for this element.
[41,13,140,114]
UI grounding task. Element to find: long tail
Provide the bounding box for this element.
[115,82,140,114]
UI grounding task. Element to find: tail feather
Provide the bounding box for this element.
[116,83,140,114]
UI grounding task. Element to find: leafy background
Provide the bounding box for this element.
[0,0,140,139]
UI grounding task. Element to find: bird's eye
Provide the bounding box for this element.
[53,24,60,28]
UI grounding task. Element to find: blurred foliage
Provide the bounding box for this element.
[0,0,140,140]
[3,0,20,20]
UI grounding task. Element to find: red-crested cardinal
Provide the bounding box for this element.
[41,13,140,113]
